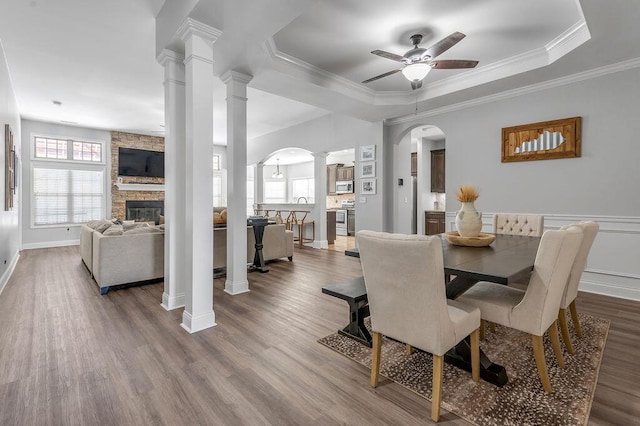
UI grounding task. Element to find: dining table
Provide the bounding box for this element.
[324,232,542,387]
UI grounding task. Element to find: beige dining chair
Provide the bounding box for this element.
[456,227,583,393]
[557,221,599,354]
[356,230,481,422]
[493,213,544,237]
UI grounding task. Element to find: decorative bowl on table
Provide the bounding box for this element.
[445,231,496,247]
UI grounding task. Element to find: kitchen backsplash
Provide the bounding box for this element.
[326,194,356,209]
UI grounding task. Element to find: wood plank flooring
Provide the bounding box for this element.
[0,245,638,425]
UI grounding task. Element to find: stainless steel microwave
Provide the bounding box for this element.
[336,181,354,194]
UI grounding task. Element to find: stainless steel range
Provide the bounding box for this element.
[336,199,355,236]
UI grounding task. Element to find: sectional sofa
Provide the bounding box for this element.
[80,220,164,294]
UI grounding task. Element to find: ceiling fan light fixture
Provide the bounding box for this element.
[402,63,431,82]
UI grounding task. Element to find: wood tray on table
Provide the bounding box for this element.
[445,232,496,247]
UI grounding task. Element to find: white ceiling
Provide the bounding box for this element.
[1,1,639,144]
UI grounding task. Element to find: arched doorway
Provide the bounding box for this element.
[393,125,446,235]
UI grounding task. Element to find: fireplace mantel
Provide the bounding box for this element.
[115,183,165,191]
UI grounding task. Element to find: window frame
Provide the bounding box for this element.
[32,134,106,165]
[30,133,107,229]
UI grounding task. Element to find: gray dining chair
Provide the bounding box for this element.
[456,227,583,393]
[557,221,599,354]
[356,230,481,422]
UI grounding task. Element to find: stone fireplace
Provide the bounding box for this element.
[125,200,164,224]
[110,131,165,221]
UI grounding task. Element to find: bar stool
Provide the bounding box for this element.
[289,210,315,248]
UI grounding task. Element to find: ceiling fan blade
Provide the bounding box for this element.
[371,50,405,62]
[423,32,466,59]
[429,59,478,69]
[362,68,402,84]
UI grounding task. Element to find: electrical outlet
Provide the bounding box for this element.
[359,197,366,203]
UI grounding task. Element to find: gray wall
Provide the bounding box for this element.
[0,41,21,293]
[386,66,640,300]
[20,120,111,248]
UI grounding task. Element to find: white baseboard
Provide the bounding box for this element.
[0,251,20,296]
[21,239,79,250]
[224,279,250,295]
[181,310,216,333]
[161,292,185,310]
[313,240,329,249]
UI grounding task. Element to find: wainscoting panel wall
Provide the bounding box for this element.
[446,212,640,301]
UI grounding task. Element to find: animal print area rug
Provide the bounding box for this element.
[318,314,609,425]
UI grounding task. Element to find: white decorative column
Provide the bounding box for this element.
[312,152,329,249]
[221,70,253,295]
[255,162,264,207]
[157,49,186,311]
[177,18,221,332]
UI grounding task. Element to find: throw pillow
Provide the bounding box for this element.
[123,222,149,231]
[103,224,124,236]
[221,209,227,223]
[86,219,112,231]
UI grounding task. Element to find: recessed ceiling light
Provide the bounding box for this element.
[52,100,62,106]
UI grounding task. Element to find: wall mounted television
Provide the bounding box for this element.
[118,147,165,178]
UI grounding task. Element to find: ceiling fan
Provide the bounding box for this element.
[362,32,478,90]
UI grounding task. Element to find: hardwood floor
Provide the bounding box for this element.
[0,245,638,425]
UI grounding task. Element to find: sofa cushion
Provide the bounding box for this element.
[103,224,124,236]
[123,222,150,231]
[86,219,114,232]
[124,226,163,235]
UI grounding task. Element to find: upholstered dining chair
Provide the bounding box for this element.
[557,221,599,354]
[456,227,583,393]
[356,230,481,422]
[493,213,544,237]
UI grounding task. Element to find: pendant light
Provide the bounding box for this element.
[272,158,283,179]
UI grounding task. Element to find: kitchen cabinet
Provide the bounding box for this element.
[430,149,445,193]
[425,211,445,235]
[327,164,338,194]
[336,165,354,181]
[411,152,417,176]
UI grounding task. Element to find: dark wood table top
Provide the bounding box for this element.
[440,233,541,285]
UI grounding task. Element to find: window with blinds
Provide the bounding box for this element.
[264,180,286,203]
[291,177,314,203]
[32,168,104,226]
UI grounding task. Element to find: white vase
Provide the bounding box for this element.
[455,202,482,237]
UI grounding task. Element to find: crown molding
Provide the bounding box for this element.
[156,49,184,66]
[385,56,640,126]
[264,18,591,107]
[263,38,377,103]
[220,70,253,85]
[176,17,222,43]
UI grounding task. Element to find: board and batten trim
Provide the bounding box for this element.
[446,212,640,301]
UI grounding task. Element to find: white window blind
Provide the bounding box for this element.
[213,171,226,207]
[33,168,104,225]
[291,177,314,203]
[264,181,286,203]
[247,165,254,216]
